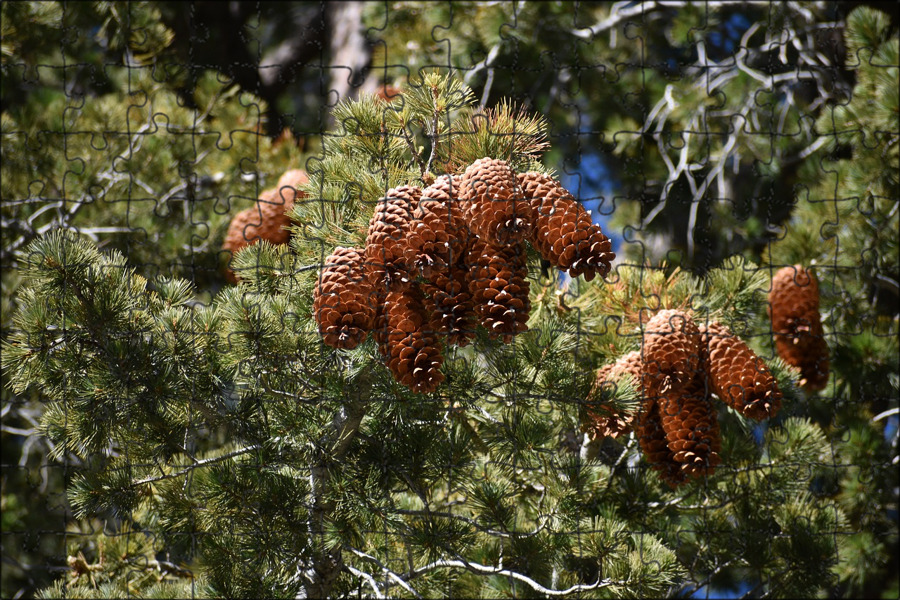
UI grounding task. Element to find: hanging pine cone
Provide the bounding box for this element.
[366,185,421,291]
[517,171,615,281]
[467,237,531,342]
[275,168,309,197]
[642,309,702,396]
[423,262,477,347]
[313,246,377,350]
[375,283,445,393]
[584,350,643,439]
[223,188,291,283]
[404,175,470,280]
[459,157,532,246]
[636,399,688,487]
[769,265,829,390]
[657,377,722,480]
[700,321,782,420]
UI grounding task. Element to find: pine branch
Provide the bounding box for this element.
[131,445,262,486]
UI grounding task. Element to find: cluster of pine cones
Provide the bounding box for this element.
[585,265,829,487]
[584,310,783,486]
[313,157,615,393]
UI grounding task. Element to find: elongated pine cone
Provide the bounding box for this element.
[642,309,702,396]
[657,377,722,480]
[375,284,445,393]
[467,237,531,342]
[366,185,421,290]
[637,399,688,486]
[459,158,532,245]
[313,247,376,350]
[700,321,782,420]
[769,266,829,390]
[405,175,470,280]
[424,263,477,347]
[517,172,615,281]
[584,351,643,439]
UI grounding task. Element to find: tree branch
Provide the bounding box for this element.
[131,444,261,486]
[406,556,617,596]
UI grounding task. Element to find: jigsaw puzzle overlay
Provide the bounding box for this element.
[1,3,897,598]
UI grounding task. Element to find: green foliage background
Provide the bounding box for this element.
[2,2,897,599]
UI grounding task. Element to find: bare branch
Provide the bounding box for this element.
[406,556,618,596]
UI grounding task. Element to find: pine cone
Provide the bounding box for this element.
[375,283,445,393]
[518,172,615,281]
[276,168,309,195]
[366,185,421,291]
[769,265,829,390]
[700,321,782,420]
[223,187,294,283]
[642,309,702,396]
[313,247,377,350]
[657,377,722,480]
[584,351,643,439]
[424,262,477,347]
[467,237,531,343]
[636,399,688,487]
[404,175,470,280]
[459,158,532,245]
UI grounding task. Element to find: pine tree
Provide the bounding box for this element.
[2,3,897,599]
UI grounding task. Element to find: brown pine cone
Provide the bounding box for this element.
[223,187,294,283]
[584,350,643,439]
[700,321,782,420]
[459,158,532,245]
[517,172,615,281]
[657,377,722,480]
[276,168,309,196]
[466,237,531,343]
[769,265,829,390]
[642,309,702,397]
[366,185,422,291]
[637,399,688,487]
[404,175,470,280]
[375,283,445,393]
[313,247,377,350]
[423,262,477,347]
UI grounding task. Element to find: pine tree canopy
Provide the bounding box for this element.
[1,2,897,599]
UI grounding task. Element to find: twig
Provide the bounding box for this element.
[131,444,261,486]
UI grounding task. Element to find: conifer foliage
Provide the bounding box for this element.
[1,4,898,599]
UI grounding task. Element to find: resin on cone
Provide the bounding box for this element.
[769,265,829,390]
[375,283,445,393]
[517,171,615,281]
[313,246,377,350]
[466,237,531,343]
[584,350,643,439]
[366,185,422,291]
[459,158,532,245]
[700,321,782,420]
